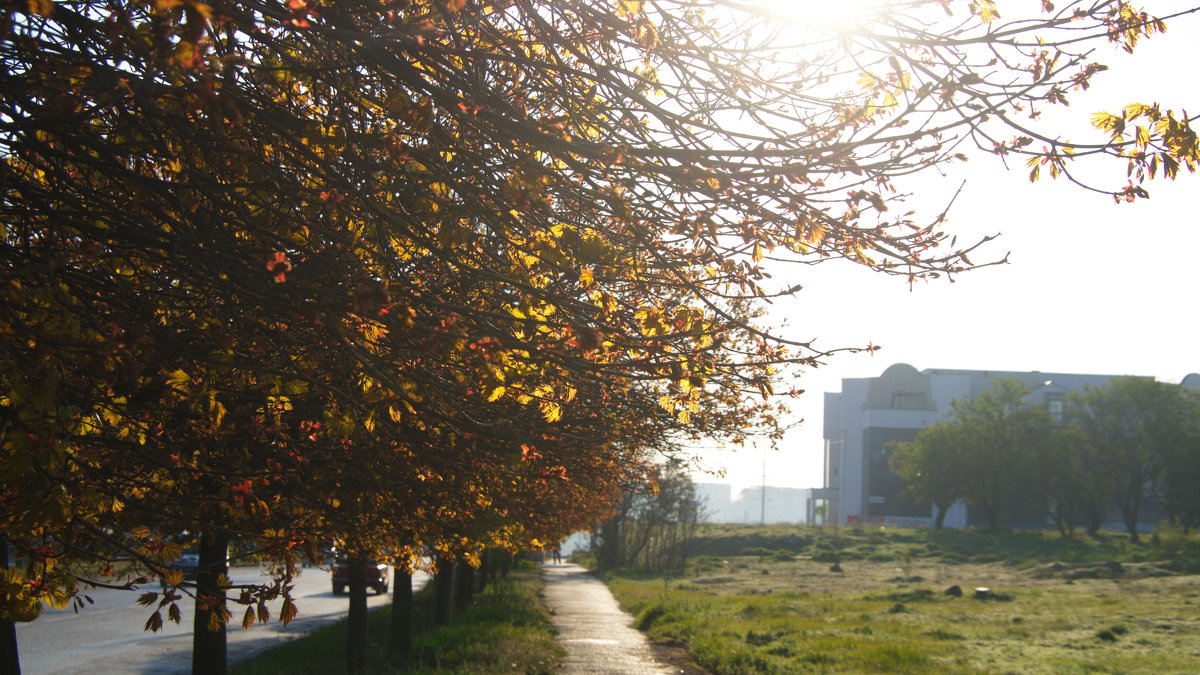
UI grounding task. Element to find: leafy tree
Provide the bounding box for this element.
[594,460,702,574]
[945,379,1054,530]
[1068,378,1200,540]
[3,0,1199,672]
[888,422,966,529]
[1029,426,1100,538]
[1156,397,1200,533]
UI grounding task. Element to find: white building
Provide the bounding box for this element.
[696,483,812,524]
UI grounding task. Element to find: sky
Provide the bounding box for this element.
[690,0,1200,495]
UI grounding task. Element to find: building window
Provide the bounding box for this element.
[1046,394,1064,423]
[891,392,927,409]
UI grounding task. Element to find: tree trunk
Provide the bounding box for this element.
[1121,490,1143,543]
[1085,507,1103,537]
[933,503,948,530]
[475,550,490,594]
[1124,516,1141,543]
[191,530,230,675]
[346,556,368,673]
[433,556,455,625]
[985,500,1000,530]
[454,563,474,614]
[388,566,413,663]
[599,514,622,570]
[1,537,20,675]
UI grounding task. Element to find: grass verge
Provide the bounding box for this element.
[232,563,562,674]
[602,525,1200,674]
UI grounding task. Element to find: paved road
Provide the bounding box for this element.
[541,562,678,674]
[15,565,428,674]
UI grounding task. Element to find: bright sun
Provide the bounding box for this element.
[750,0,915,33]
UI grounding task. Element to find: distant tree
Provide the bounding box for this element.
[1156,396,1200,533]
[1068,379,1200,540]
[888,422,967,529]
[1029,426,1100,538]
[946,379,1053,530]
[594,461,702,574]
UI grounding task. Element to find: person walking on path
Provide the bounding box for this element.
[540,562,684,674]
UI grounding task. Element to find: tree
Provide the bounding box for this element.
[1155,394,1200,532]
[888,422,966,529]
[1068,378,1200,540]
[593,461,702,574]
[3,0,1199,671]
[945,379,1053,530]
[1030,426,1098,537]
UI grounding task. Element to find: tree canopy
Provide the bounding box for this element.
[889,377,1200,536]
[2,0,1198,670]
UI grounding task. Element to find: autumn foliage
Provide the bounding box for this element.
[1,0,1196,671]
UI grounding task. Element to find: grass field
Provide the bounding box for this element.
[232,563,562,674]
[602,525,1200,674]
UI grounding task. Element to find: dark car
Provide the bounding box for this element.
[331,556,389,595]
[168,548,202,578]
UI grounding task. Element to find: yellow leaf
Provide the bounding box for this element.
[539,400,562,423]
[487,386,507,402]
[165,369,190,390]
[27,0,54,17]
[1135,125,1151,149]
[975,0,999,23]
[209,397,226,428]
[1124,102,1154,119]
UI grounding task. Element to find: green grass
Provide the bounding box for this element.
[232,563,563,674]
[602,525,1200,674]
[688,523,1141,566]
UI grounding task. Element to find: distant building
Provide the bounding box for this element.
[732,486,813,524]
[694,483,733,522]
[695,483,812,524]
[820,363,1157,528]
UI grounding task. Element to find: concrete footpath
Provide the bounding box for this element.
[540,562,683,674]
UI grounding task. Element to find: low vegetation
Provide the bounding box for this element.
[232,564,562,674]
[601,524,1200,673]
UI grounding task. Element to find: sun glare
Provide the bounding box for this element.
[749,0,915,33]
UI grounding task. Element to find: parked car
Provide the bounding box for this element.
[331,556,389,595]
[168,548,202,579]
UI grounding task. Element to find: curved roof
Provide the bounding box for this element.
[866,363,932,409]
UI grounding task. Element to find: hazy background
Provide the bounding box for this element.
[690,0,1200,495]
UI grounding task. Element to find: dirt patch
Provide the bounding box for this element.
[1031,561,1178,580]
[648,638,713,674]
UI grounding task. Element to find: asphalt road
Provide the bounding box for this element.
[15,565,429,675]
